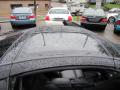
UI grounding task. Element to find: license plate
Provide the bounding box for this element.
[18,16,26,20]
[54,18,63,21]
[88,18,96,22]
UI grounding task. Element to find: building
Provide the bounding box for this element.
[0,0,51,17]
[113,0,120,3]
[88,0,107,3]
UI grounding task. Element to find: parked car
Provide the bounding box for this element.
[1,25,120,90]
[106,8,120,23]
[109,8,120,12]
[81,8,108,31]
[10,7,36,28]
[66,0,86,16]
[114,14,120,33]
[45,7,72,25]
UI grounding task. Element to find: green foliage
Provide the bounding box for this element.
[104,4,120,10]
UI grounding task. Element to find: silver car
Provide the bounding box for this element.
[10,7,36,28]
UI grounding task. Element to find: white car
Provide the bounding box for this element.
[45,7,72,25]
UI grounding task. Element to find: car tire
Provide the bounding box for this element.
[33,24,36,27]
[114,28,117,33]
[101,27,106,31]
[11,24,17,28]
[76,12,80,16]
[81,23,85,28]
[108,16,115,24]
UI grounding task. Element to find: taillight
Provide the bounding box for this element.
[116,20,120,25]
[100,18,108,23]
[27,15,35,19]
[81,16,87,22]
[10,15,16,19]
[68,16,72,22]
[45,16,50,21]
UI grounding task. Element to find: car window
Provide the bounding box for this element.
[11,68,120,90]
[83,8,105,16]
[83,8,95,16]
[12,8,32,14]
[49,9,69,14]
[95,9,105,16]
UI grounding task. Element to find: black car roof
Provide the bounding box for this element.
[0,26,112,64]
[0,26,119,79]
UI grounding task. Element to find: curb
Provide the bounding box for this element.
[0,20,10,23]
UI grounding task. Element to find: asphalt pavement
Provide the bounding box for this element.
[0,22,120,44]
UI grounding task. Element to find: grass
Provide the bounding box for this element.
[37,15,81,22]
[104,4,120,9]
[73,16,81,22]
[89,3,120,10]
[0,17,10,22]
[89,4,96,8]
[38,16,44,20]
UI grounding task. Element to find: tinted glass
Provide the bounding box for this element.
[83,8,105,16]
[13,68,120,90]
[49,9,69,14]
[83,8,95,16]
[12,8,32,14]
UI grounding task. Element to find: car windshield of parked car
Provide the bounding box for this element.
[49,9,69,14]
[83,8,105,16]
[12,7,32,14]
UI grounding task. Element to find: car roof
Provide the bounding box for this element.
[12,7,32,13]
[0,26,119,79]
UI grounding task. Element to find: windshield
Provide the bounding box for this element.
[12,8,32,14]
[83,8,106,16]
[49,9,69,14]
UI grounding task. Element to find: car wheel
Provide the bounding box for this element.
[101,27,106,31]
[108,16,115,24]
[11,24,16,28]
[76,12,80,16]
[114,28,117,33]
[81,23,85,28]
[33,24,36,27]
